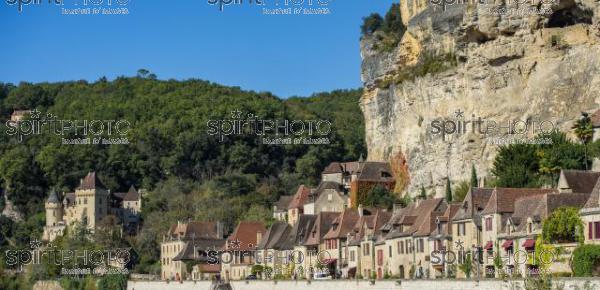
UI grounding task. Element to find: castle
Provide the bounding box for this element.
[42,172,142,242]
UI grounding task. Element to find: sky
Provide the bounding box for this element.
[0,0,396,98]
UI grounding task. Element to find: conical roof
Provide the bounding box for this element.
[47,189,60,204]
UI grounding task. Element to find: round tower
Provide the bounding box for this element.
[45,189,63,227]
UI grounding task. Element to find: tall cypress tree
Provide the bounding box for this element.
[420,185,427,200]
[446,178,452,202]
[471,164,478,188]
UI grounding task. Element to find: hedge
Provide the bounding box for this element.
[572,244,600,276]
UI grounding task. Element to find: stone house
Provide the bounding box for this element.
[221,221,266,281]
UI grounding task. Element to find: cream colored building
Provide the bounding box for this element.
[42,172,142,242]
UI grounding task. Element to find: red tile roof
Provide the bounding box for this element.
[304,212,340,246]
[226,221,266,251]
[481,188,557,215]
[77,172,106,190]
[323,208,361,239]
[288,185,311,209]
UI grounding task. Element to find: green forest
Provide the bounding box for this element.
[0,72,366,285]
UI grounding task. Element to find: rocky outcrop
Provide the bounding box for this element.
[360,0,600,196]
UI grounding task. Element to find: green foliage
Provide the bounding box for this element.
[445,177,452,202]
[419,185,427,200]
[452,180,469,202]
[470,164,478,188]
[572,245,600,277]
[363,185,398,210]
[541,207,584,244]
[492,131,587,188]
[377,52,458,89]
[361,13,383,35]
[573,113,594,144]
[251,264,264,276]
[458,252,472,278]
[364,4,406,53]
[97,274,127,290]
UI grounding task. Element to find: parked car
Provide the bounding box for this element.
[313,272,332,280]
[245,274,257,280]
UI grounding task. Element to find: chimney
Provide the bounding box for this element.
[216,221,223,239]
[358,204,363,217]
[256,231,263,245]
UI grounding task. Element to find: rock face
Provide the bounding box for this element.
[360,0,600,196]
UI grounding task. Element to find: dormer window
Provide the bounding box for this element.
[527,223,533,234]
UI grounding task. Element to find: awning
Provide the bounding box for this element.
[522,239,536,249]
[502,240,513,249]
[483,241,493,250]
[320,258,337,265]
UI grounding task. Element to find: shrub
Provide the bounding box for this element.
[572,244,600,277]
[361,13,383,36]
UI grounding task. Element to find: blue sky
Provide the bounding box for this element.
[0,0,396,98]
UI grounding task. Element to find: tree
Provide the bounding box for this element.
[363,186,397,209]
[572,112,594,170]
[470,164,478,188]
[492,143,541,188]
[361,13,383,36]
[445,178,452,202]
[419,185,427,200]
[382,3,405,36]
[453,180,470,202]
[542,207,584,244]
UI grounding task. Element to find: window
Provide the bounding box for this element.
[398,241,404,254]
[84,198,87,205]
[388,245,392,257]
[363,245,370,256]
[457,223,466,236]
[527,223,533,234]
[377,250,384,266]
[350,251,355,262]
[485,217,493,231]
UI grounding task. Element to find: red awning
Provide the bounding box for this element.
[321,258,337,265]
[483,241,493,250]
[522,239,536,249]
[501,240,513,249]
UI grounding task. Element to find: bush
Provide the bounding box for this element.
[572,245,600,277]
[361,13,383,35]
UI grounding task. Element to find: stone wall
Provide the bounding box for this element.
[127,278,600,290]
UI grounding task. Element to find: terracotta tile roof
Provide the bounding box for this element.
[122,185,140,201]
[77,172,106,190]
[323,208,360,239]
[412,198,445,237]
[561,170,600,194]
[226,221,266,251]
[288,185,311,209]
[383,203,418,239]
[304,212,340,246]
[509,193,588,232]
[481,188,557,215]
[167,221,222,240]
[356,162,395,182]
[322,161,362,175]
[452,188,494,221]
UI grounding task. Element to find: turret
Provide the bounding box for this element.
[45,189,63,227]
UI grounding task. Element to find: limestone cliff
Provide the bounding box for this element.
[360,0,600,196]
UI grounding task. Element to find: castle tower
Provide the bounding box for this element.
[45,189,63,227]
[73,172,110,230]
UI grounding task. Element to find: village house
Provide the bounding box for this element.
[302,211,340,279]
[273,195,292,222]
[355,207,391,279]
[450,187,494,278]
[220,221,266,281]
[557,170,600,194]
[10,110,30,123]
[322,208,361,277]
[428,202,461,278]
[498,193,588,277]
[42,172,142,242]
[381,203,417,279]
[161,221,225,281]
[410,198,446,279]
[581,177,600,245]
[305,181,348,215]
[287,185,311,226]
[479,188,557,277]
